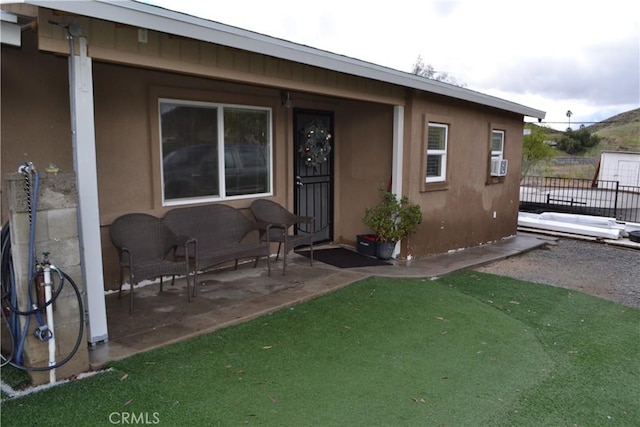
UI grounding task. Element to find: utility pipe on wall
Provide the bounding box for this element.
[42,262,56,383]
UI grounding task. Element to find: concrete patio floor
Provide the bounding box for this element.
[88,234,548,369]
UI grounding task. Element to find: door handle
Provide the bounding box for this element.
[295,176,304,187]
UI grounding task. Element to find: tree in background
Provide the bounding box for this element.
[557,127,601,155]
[411,55,466,87]
[522,124,555,178]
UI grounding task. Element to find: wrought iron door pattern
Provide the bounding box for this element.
[294,110,334,243]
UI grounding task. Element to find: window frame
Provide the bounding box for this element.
[491,129,505,161]
[487,123,507,184]
[158,97,273,206]
[421,114,453,192]
[425,123,448,183]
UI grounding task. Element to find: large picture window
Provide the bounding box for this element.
[159,99,271,203]
[426,123,448,183]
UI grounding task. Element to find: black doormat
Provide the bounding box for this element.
[296,247,391,268]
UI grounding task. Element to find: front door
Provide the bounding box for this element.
[293,110,334,243]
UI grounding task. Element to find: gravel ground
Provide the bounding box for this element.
[474,237,640,308]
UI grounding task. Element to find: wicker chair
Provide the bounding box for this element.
[109,213,195,314]
[163,204,272,286]
[250,199,314,275]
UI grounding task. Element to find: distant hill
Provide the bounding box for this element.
[586,108,639,133]
[533,108,640,152]
[527,122,563,135]
[586,108,640,153]
[526,108,639,179]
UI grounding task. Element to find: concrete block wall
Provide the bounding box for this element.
[6,170,89,385]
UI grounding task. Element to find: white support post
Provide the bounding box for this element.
[69,37,108,344]
[391,105,405,257]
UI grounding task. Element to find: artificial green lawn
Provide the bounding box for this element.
[2,270,638,426]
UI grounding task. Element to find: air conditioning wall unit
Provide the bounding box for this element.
[491,159,508,177]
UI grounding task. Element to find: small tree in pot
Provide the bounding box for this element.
[362,189,422,259]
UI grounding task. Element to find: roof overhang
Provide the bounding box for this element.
[7,0,545,119]
[1,10,22,46]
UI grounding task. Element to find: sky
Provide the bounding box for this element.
[143,0,639,131]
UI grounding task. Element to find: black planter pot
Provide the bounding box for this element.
[375,241,396,260]
[356,234,377,257]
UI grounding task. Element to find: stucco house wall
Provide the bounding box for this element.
[1,31,73,201]
[403,94,524,255]
[2,3,538,293]
[2,28,398,289]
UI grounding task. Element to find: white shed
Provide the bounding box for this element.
[598,151,640,186]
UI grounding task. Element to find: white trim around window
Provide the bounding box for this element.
[491,129,505,161]
[158,98,273,206]
[425,122,448,183]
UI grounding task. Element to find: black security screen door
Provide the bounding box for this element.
[293,110,334,243]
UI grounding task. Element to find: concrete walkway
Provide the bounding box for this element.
[88,233,547,369]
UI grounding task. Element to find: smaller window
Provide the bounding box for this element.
[426,123,448,183]
[491,130,505,160]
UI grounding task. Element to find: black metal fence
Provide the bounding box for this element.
[520,176,640,223]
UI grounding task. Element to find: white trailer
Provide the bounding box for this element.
[598,151,640,186]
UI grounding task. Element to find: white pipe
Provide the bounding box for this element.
[518,212,622,239]
[537,212,624,230]
[43,266,56,384]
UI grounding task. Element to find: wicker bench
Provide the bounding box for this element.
[164,204,272,294]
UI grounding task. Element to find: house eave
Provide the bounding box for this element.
[13,0,545,119]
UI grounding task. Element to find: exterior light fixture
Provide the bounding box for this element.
[281,91,292,108]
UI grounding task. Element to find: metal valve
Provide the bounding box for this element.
[33,324,53,342]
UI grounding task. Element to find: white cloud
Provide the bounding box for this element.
[143,0,640,130]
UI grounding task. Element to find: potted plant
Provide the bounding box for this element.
[362,189,423,259]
